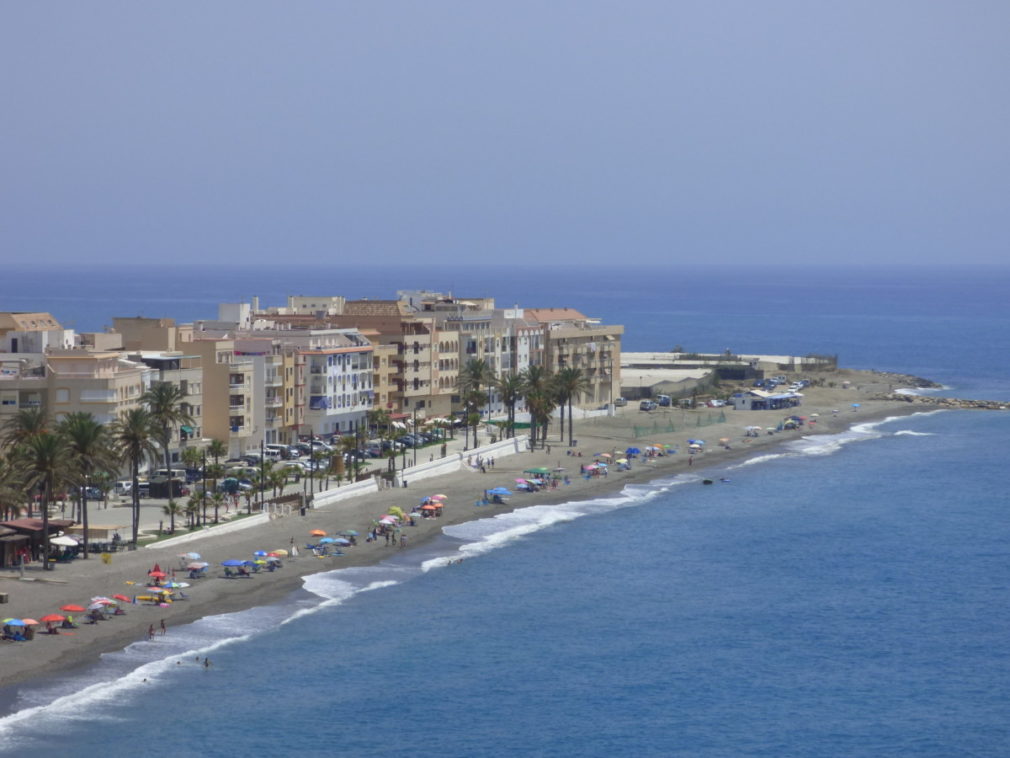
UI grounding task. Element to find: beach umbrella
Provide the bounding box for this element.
[309,529,327,537]
[186,562,209,570]
[177,552,201,561]
[269,550,288,557]
[3,619,26,627]
[851,403,861,408]
[598,453,612,459]
[421,504,438,511]
[616,458,628,464]
[523,467,550,475]
[489,487,512,495]
[40,614,65,623]
[148,570,167,578]
[332,537,351,546]
[221,559,245,567]
[60,604,86,613]
[338,530,359,537]
[318,537,336,544]
[718,438,731,444]
[253,559,268,565]
[112,594,132,603]
[625,447,640,455]
[253,550,270,557]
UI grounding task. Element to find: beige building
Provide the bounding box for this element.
[46,349,150,426]
[525,308,623,407]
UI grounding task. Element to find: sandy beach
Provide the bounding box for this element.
[0,369,925,694]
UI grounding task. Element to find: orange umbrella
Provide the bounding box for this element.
[21,618,39,625]
[113,594,132,603]
[40,614,65,623]
[310,529,327,537]
[430,494,448,500]
[60,604,85,613]
[421,504,438,511]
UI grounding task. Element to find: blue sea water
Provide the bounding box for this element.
[0,264,1008,756]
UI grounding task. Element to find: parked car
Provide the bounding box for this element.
[657,394,672,407]
[639,400,658,411]
[614,397,628,407]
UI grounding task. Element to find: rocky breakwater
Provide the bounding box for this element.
[874,393,1009,411]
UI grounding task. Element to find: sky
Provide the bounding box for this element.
[3,1,1008,267]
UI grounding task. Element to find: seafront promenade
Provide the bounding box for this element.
[0,369,958,693]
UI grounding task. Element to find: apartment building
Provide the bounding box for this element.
[524,308,623,407]
[46,349,151,426]
[127,351,205,459]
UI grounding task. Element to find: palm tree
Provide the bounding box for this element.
[1,407,48,452]
[457,358,495,448]
[111,408,158,545]
[185,494,202,529]
[58,412,115,559]
[205,438,227,524]
[554,367,592,446]
[21,432,68,571]
[496,373,525,439]
[521,365,554,448]
[142,382,194,499]
[162,499,182,534]
[0,454,28,521]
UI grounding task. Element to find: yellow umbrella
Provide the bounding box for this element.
[270,549,289,557]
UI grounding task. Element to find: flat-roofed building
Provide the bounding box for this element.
[525,308,623,408]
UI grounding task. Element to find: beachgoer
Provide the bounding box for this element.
[204,658,211,669]
[148,625,155,641]
[160,619,167,635]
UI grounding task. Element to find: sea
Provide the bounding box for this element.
[0,264,1008,757]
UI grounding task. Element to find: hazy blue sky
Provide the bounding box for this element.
[3,2,1008,266]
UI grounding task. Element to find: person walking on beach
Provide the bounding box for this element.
[160,619,167,635]
[147,624,155,641]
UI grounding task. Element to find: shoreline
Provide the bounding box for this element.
[0,374,936,709]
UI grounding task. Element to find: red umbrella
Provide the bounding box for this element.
[113,594,132,603]
[60,604,85,613]
[148,570,167,578]
[40,614,65,623]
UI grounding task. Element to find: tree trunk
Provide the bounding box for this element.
[81,485,90,560]
[131,460,141,545]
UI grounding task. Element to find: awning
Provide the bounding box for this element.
[180,425,194,434]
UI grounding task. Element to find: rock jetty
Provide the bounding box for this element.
[874,393,1009,411]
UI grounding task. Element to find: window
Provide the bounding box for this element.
[55,388,70,403]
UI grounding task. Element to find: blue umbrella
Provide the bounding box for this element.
[338,530,360,537]
[253,550,270,557]
[489,487,512,495]
[3,618,26,627]
[688,439,705,445]
[333,538,351,546]
[220,559,245,567]
[626,447,640,455]
[318,537,336,544]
